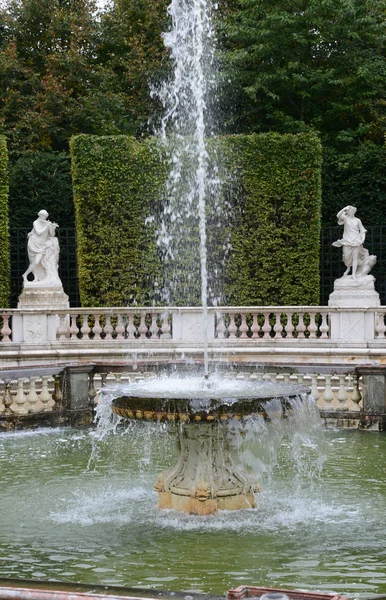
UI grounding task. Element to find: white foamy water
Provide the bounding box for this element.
[152,0,223,375]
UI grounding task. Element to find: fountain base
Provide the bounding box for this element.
[153,421,257,515]
[157,490,256,515]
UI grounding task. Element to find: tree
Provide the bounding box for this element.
[0,0,131,155]
[221,0,386,148]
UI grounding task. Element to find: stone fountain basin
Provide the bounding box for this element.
[111,380,310,423]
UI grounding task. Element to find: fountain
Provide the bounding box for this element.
[109,376,312,515]
[105,0,316,515]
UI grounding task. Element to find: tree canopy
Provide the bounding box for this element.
[0,0,169,156]
[221,0,386,148]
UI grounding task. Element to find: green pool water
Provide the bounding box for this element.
[0,423,385,598]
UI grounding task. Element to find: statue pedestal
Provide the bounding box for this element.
[328,275,380,342]
[18,283,69,310]
[13,284,69,344]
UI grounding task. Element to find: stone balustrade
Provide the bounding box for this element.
[0,374,61,416]
[0,366,363,417]
[89,368,362,413]
[0,305,384,344]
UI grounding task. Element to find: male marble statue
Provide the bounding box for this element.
[22,209,61,285]
[332,205,376,279]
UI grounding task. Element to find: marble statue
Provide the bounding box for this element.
[22,210,62,286]
[332,205,376,279]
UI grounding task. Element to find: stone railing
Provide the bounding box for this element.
[89,367,363,412]
[0,305,385,344]
[0,366,362,417]
[0,372,62,415]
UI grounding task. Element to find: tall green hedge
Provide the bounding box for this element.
[0,138,10,307]
[70,135,167,306]
[71,132,322,307]
[222,132,322,305]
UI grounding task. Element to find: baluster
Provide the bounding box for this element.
[310,374,320,401]
[104,315,114,340]
[216,312,225,339]
[239,313,249,339]
[308,313,318,339]
[88,371,97,407]
[296,374,304,385]
[139,313,149,338]
[375,312,386,338]
[127,316,136,339]
[115,314,125,340]
[3,380,13,414]
[262,312,271,339]
[323,375,334,403]
[337,374,347,404]
[273,312,283,339]
[80,314,91,339]
[250,313,260,338]
[69,314,79,339]
[227,313,238,339]
[150,313,159,339]
[15,378,28,415]
[283,373,290,383]
[0,380,5,413]
[1,314,12,342]
[28,377,41,412]
[53,374,63,407]
[100,372,108,388]
[39,376,53,411]
[296,312,306,338]
[58,314,69,340]
[351,373,362,404]
[284,311,294,339]
[92,315,102,340]
[160,312,172,339]
[319,312,329,338]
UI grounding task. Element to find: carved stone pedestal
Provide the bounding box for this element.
[328,276,380,343]
[154,422,257,515]
[13,284,69,344]
[18,283,69,310]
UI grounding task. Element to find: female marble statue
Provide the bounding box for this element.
[332,205,376,279]
[22,210,61,285]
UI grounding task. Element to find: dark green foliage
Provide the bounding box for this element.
[221,0,386,148]
[70,134,167,307]
[71,132,321,307]
[8,152,74,228]
[223,132,322,305]
[0,137,10,307]
[322,143,386,226]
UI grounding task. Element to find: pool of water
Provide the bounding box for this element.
[0,424,385,597]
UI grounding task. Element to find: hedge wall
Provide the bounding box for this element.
[70,135,167,306]
[71,132,322,307]
[222,132,322,305]
[0,138,10,308]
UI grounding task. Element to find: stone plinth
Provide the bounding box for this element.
[13,284,69,344]
[328,276,380,343]
[18,284,69,310]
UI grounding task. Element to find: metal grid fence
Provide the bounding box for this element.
[10,226,386,308]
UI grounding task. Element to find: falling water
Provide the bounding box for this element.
[153,0,220,377]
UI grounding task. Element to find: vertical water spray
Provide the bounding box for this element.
[153,0,218,377]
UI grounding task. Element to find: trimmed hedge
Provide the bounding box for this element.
[222,132,322,305]
[0,137,10,307]
[71,132,322,307]
[70,135,167,306]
